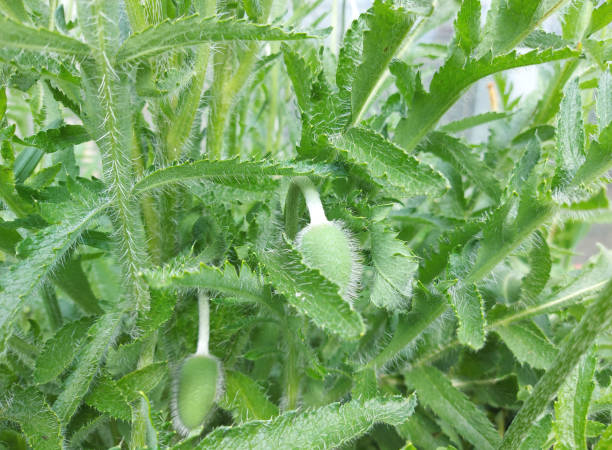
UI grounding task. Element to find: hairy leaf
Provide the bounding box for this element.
[405,366,501,449]
[191,395,416,449]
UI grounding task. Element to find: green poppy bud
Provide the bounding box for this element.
[296,220,361,300]
[291,177,362,300]
[172,354,223,434]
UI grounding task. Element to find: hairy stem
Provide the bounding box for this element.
[500,280,612,449]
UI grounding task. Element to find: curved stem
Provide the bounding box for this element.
[293,177,327,226]
[197,293,210,356]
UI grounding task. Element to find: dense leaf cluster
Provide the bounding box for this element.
[0,0,611,449]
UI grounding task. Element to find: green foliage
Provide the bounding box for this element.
[1,0,611,448]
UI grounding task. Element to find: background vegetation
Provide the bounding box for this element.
[0,0,611,448]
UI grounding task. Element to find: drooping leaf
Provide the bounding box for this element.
[405,366,501,449]
[143,260,273,309]
[190,395,416,450]
[133,159,335,194]
[117,15,316,63]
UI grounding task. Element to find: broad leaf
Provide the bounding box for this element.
[221,370,279,422]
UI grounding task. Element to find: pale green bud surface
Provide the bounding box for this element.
[173,354,222,433]
[297,221,360,300]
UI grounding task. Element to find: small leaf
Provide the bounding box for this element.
[370,223,418,310]
[597,69,612,131]
[449,281,486,350]
[193,395,416,450]
[405,366,501,450]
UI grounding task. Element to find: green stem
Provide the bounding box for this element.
[500,280,612,449]
[196,293,210,356]
[130,331,158,450]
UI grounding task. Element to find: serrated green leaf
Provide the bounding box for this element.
[117,15,315,63]
[405,366,501,449]
[191,395,416,450]
[0,195,109,338]
[86,362,166,421]
[0,15,90,56]
[133,159,334,194]
[333,126,448,197]
[52,312,123,423]
[261,243,365,339]
[479,0,568,55]
[85,375,132,420]
[0,387,62,450]
[395,47,578,151]
[418,132,502,201]
[449,281,486,350]
[554,350,597,450]
[281,44,313,113]
[439,111,509,133]
[350,0,415,125]
[370,223,418,310]
[553,78,585,191]
[561,0,593,42]
[221,370,279,422]
[143,260,272,308]
[490,305,557,370]
[34,316,94,384]
[455,0,481,55]
[520,231,551,306]
[597,69,611,131]
[368,283,448,368]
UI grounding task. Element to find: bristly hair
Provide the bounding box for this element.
[295,219,363,303]
[171,353,225,436]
